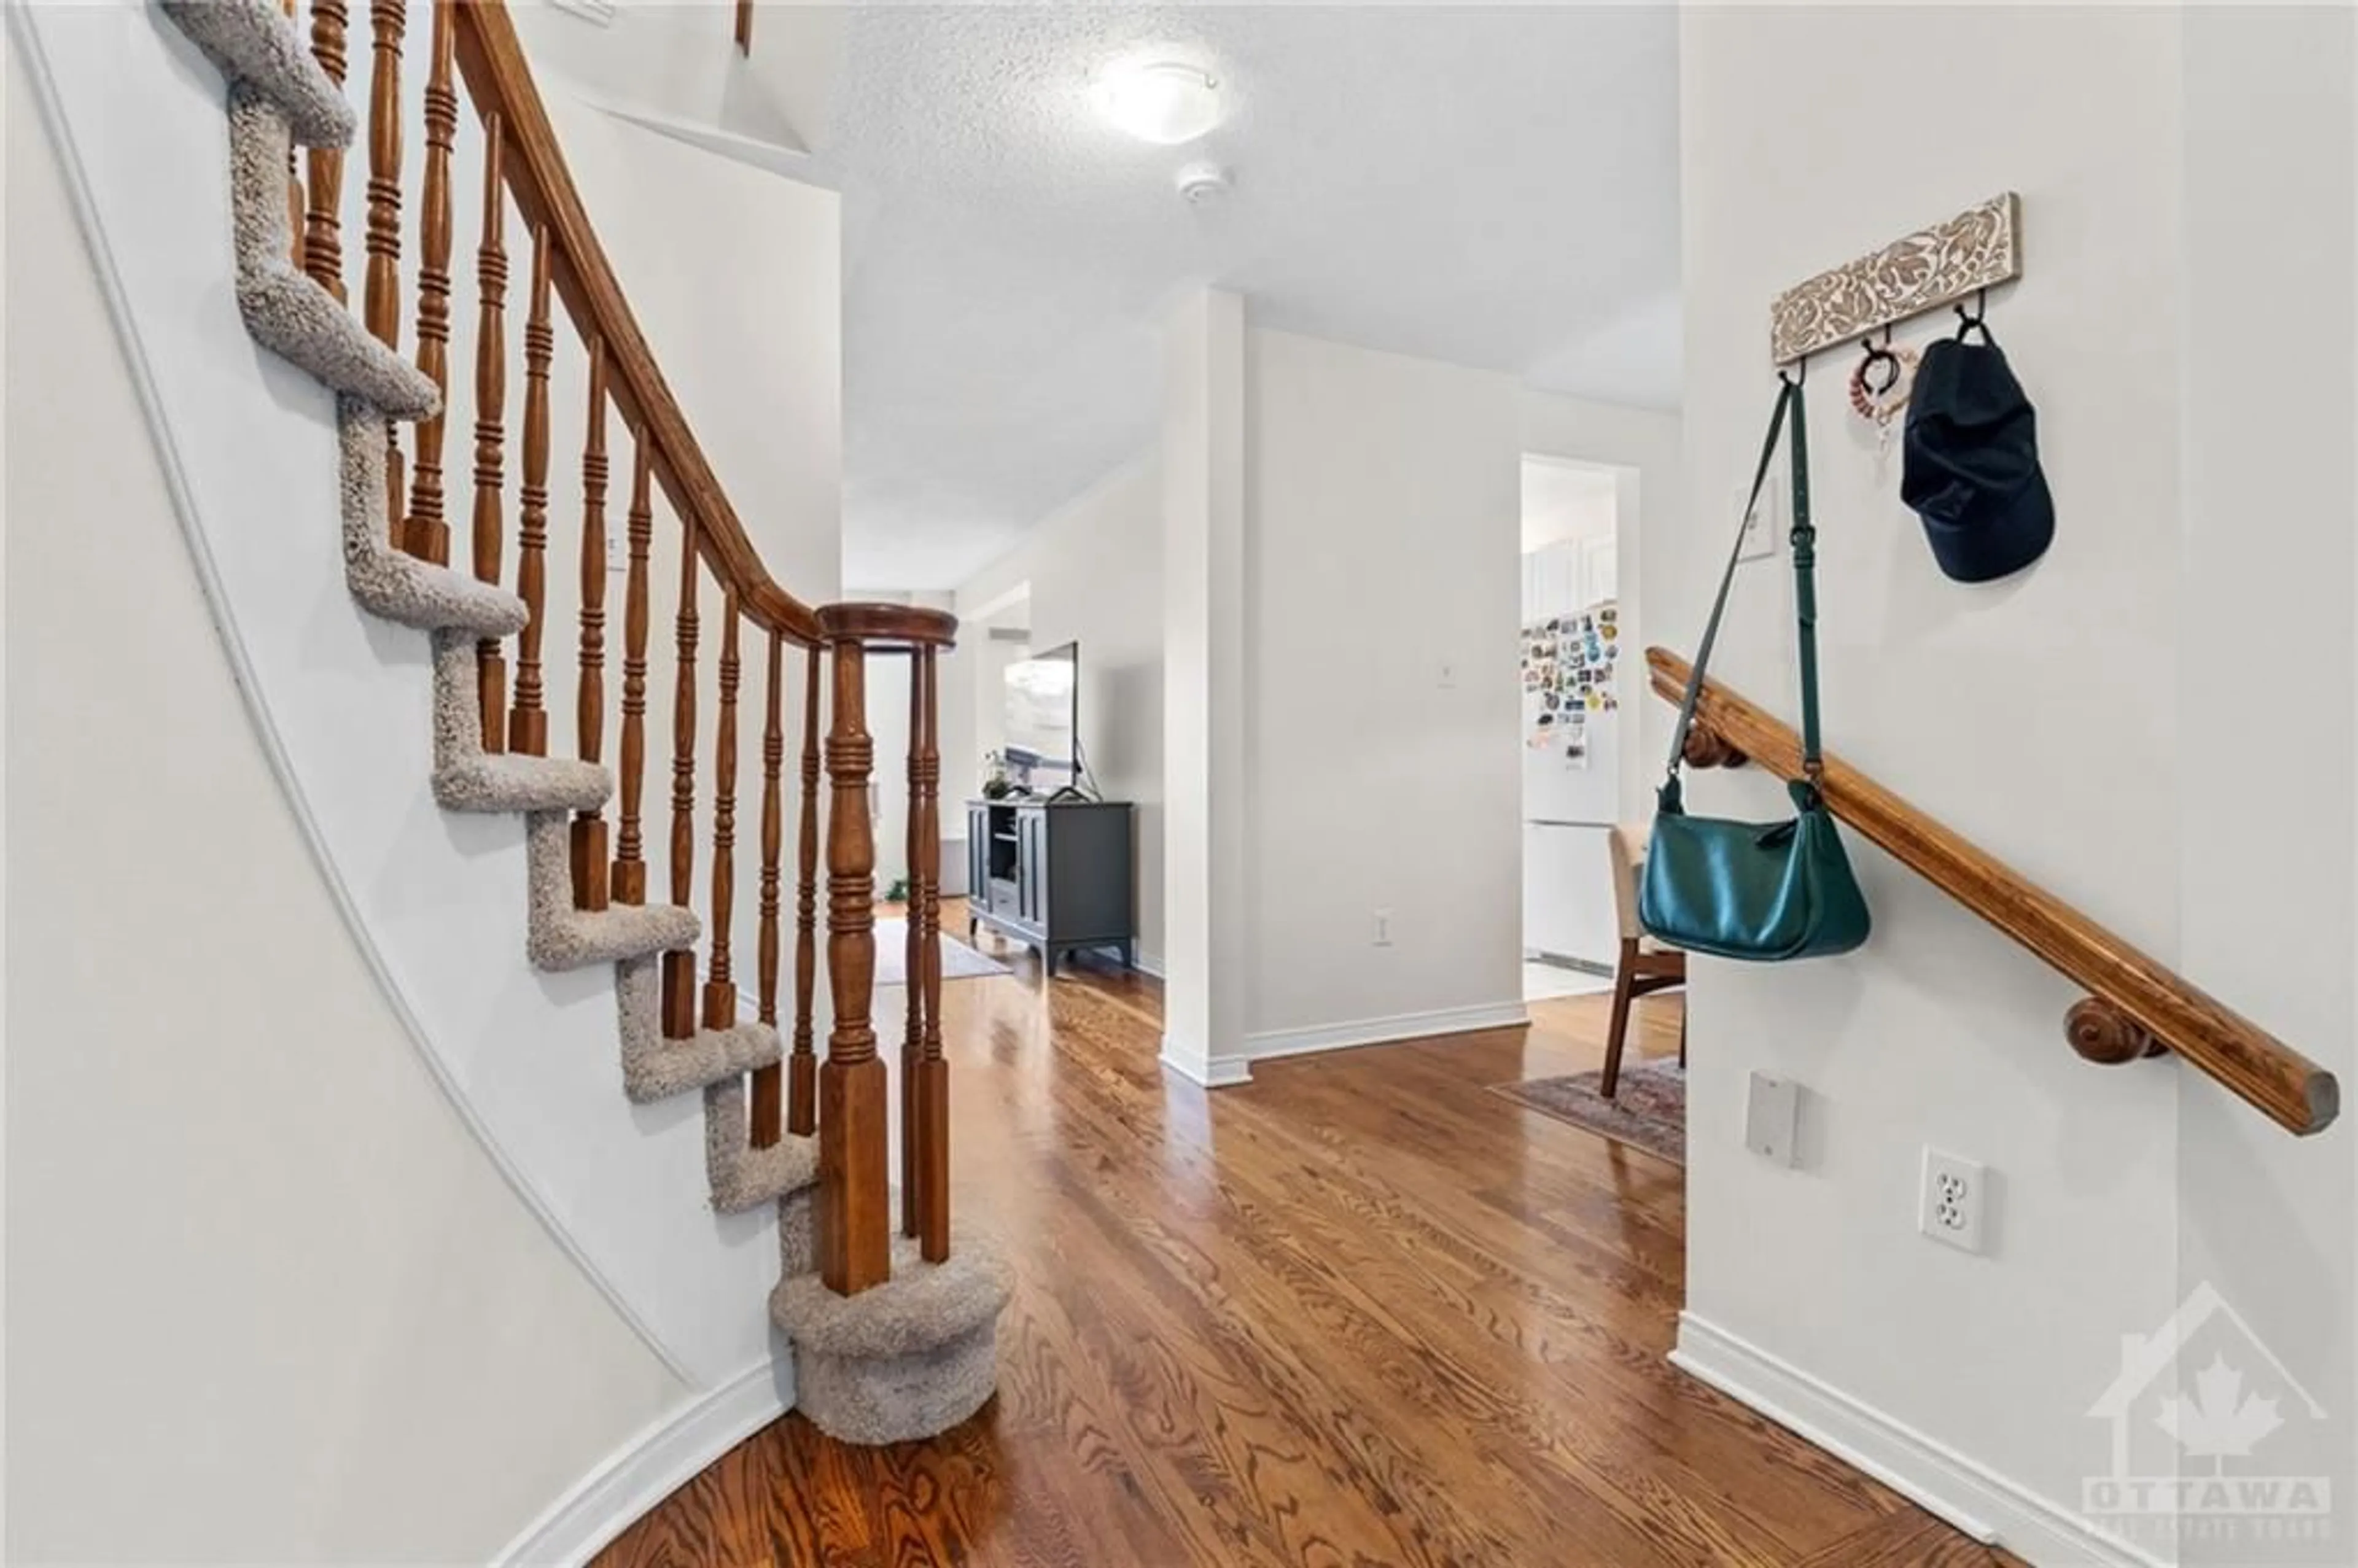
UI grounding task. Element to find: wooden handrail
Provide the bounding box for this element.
[447,1,821,647]
[1646,646,2339,1137]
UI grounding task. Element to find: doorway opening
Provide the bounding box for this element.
[1519,455,1625,1004]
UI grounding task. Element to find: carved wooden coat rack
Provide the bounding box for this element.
[1770,193,2023,365]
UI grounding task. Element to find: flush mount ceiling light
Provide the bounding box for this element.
[1091,58,1223,146]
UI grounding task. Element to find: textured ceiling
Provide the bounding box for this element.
[796,5,1683,590]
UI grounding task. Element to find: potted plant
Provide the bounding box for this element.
[982,750,1015,800]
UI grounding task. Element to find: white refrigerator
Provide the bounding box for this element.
[1522,538,1621,972]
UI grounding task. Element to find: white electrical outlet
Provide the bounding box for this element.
[1372,909,1394,947]
[1920,1147,1988,1255]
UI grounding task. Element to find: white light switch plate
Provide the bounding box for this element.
[1745,1071,1800,1166]
[1737,472,1778,562]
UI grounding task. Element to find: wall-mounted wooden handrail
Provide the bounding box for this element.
[1647,646,2339,1137]
[447,2,821,647]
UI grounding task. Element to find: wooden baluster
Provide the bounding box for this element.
[364,0,405,541]
[470,114,508,751]
[610,443,652,905]
[704,594,741,1031]
[663,519,701,1039]
[402,0,456,565]
[282,0,305,272]
[572,341,611,910]
[303,0,348,300]
[507,226,553,756]
[916,643,949,1262]
[753,630,784,1147]
[789,653,820,1136]
[901,653,922,1237]
[818,635,890,1294]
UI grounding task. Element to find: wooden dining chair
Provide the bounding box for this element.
[1601,824,1687,1099]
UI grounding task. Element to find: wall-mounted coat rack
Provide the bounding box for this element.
[1770,193,2023,365]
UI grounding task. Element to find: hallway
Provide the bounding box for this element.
[600,935,2016,1566]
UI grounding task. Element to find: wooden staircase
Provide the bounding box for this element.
[157,0,1006,1445]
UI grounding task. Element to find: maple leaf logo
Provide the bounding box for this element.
[2155,1354,2284,1470]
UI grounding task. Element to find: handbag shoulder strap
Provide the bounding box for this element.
[1663,375,1818,798]
[1786,378,1824,785]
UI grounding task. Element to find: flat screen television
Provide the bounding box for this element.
[1003,642,1078,793]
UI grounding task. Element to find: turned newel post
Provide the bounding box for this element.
[817,610,890,1294]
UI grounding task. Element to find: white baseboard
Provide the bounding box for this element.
[1671,1313,2165,1568]
[495,1356,793,1567]
[1221,1000,1528,1080]
[1160,1037,1253,1087]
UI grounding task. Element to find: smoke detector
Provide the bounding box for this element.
[1175,161,1232,205]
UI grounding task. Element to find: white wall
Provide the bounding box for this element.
[954,457,1165,968]
[543,86,842,605]
[1666,9,2358,1560]
[1242,327,1523,1050]
[1159,289,1248,1084]
[4,56,685,1559]
[2175,10,2357,1559]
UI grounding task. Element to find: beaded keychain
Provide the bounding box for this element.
[1848,327,1919,458]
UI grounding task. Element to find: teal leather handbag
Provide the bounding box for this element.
[1639,375,1872,962]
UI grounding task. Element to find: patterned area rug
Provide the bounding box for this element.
[1492,1058,1686,1166]
[874,917,1010,985]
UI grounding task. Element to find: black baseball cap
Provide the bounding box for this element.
[1901,335,2054,583]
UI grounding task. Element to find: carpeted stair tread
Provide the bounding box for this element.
[778,1186,816,1279]
[430,637,613,814]
[436,753,611,816]
[534,899,700,972]
[771,1228,1013,1360]
[339,400,527,635]
[524,815,696,969]
[709,1121,819,1214]
[161,0,357,148]
[612,953,776,1096]
[226,88,438,419]
[625,1019,780,1103]
[702,1076,819,1213]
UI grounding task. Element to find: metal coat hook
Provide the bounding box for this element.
[1955,287,1991,341]
[1858,324,1902,396]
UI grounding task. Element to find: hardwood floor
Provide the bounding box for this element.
[599,915,2021,1567]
